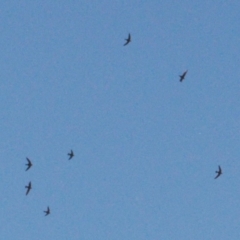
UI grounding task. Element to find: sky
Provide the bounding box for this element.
[1,1,240,239]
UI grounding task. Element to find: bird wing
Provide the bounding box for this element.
[26,187,30,195]
[214,173,220,179]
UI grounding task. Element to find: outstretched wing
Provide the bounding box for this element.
[26,158,30,164]
[214,172,221,179]
[26,188,30,195]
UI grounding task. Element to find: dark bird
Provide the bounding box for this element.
[25,157,32,171]
[123,33,131,46]
[179,70,188,82]
[214,165,222,179]
[44,206,50,216]
[68,150,74,160]
[25,181,32,195]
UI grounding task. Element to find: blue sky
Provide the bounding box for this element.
[1,1,240,239]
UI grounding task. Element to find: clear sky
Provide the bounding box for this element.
[1,1,240,239]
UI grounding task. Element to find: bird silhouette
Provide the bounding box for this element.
[25,181,32,195]
[215,165,222,179]
[25,157,32,171]
[123,33,131,46]
[68,150,74,160]
[44,206,50,216]
[179,70,188,82]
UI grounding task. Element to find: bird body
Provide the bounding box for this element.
[123,33,131,46]
[215,165,222,179]
[44,206,50,216]
[25,157,32,171]
[179,70,188,82]
[25,181,32,195]
[68,150,74,160]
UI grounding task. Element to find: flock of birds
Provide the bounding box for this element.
[124,33,223,180]
[24,150,74,216]
[24,33,223,216]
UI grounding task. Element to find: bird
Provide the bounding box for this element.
[25,181,32,195]
[179,70,188,82]
[44,206,50,216]
[214,165,222,179]
[68,150,74,160]
[123,33,131,46]
[25,157,32,171]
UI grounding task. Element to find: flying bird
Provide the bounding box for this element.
[123,33,131,46]
[68,150,74,160]
[214,165,222,179]
[179,70,188,82]
[44,206,50,216]
[25,181,32,195]
[25,157,32,171]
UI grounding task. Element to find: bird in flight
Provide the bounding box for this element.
[44,206,50,216]
[25,181,32,195]
[68,150,74,160]
[179,70,188,82]
[214,165,222,179]
[25,157,32,171]
[123,33,131,46]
